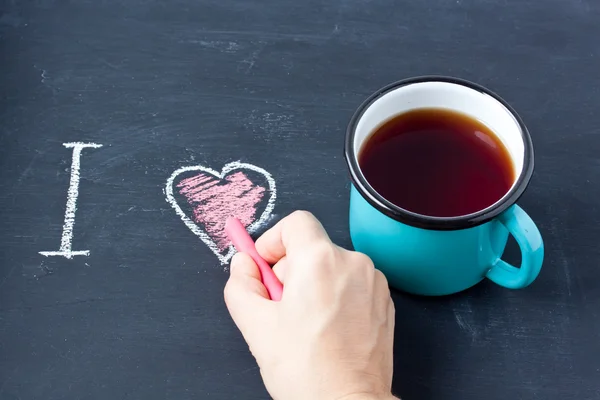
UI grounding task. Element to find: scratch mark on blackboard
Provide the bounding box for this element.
[193,91,352,110]
[97,57,121,70]
[0,11,22,27]
[245,110,296,141]
[23,261,54,279]
[240,49,261,73]
[0,298,122,313]
[239,42,266,74]
[165,162,276,266]
[233,365,260,376]
[185,40,241,53]
[454,310,477,342]
[116,206,137,217]
[192,29,330,42]
[551,218,573,296]
[0,265,16,289]
[16,149,42,186]
[562,258,572,297]
[0,366,18,397]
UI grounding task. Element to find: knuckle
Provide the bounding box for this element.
[289,210,316,223]
[374,268,387,282]
[312,241,335,257]
[375,269,392,293]
[349,251,375,269]
[308,241,337,260]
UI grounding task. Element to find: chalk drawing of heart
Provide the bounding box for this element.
[165,161,276,265]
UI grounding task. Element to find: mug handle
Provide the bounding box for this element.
[485,205,544,289]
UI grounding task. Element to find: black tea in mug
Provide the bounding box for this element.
[358,108,515,217]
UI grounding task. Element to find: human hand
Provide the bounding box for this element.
[224,211,397,400]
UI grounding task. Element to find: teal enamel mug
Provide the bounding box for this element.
[345,76,544,296]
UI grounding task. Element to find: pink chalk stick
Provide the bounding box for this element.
[225,217,283,301]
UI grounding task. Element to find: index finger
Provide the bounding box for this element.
[255,210,331,264]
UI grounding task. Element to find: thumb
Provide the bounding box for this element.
[224,252,276,341]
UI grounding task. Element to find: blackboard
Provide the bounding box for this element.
[1,1,599,399]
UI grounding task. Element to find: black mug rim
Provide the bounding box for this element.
[344,75,535,231]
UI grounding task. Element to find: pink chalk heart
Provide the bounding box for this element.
[165,161,276,264]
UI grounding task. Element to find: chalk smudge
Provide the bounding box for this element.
[165,162,276,265]
[177,171,265,251]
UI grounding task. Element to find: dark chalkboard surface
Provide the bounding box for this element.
[1,1,599,399]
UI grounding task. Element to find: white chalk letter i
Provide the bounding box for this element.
[39,142,103,259]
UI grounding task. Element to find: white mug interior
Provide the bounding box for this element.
[353,80,525,217]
